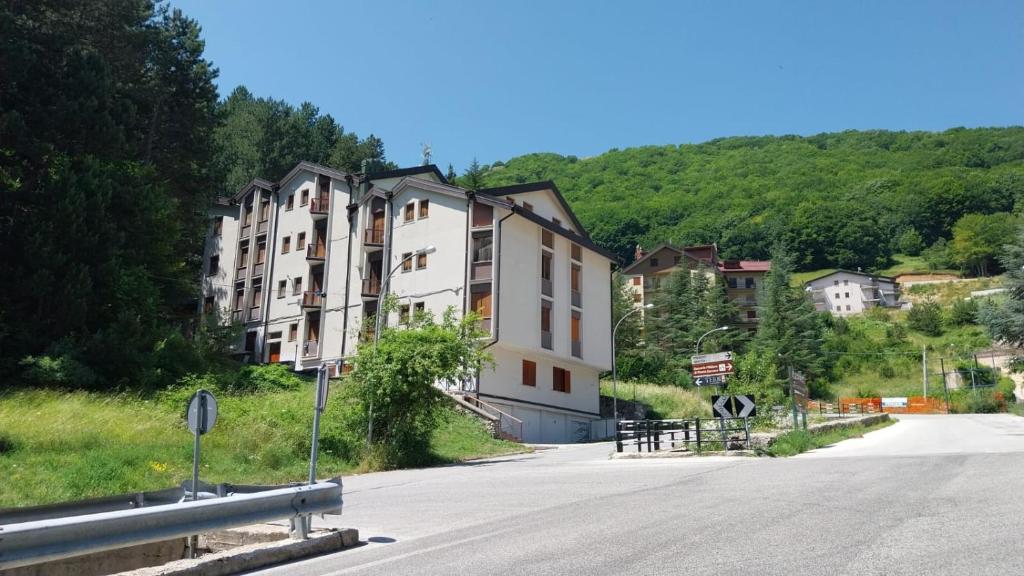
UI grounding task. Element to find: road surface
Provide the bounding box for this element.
[256,414,1024,575]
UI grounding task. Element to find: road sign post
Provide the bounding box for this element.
[185,389,217,558]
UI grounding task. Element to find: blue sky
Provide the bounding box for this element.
[173,0,1023,173]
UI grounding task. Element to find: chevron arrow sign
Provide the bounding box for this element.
[711,394,757,418]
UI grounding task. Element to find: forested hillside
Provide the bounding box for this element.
[473,128,1024,270]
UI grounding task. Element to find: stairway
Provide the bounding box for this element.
[446,392,523,442]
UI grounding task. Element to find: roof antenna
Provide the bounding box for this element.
[421,142,432,166]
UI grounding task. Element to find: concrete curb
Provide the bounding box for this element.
[118,528,359,576]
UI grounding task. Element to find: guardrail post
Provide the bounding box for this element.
[654,425,661,451]
[615,420,623,453]
[695,418,702,453]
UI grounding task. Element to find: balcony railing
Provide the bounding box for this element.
[541,330,552,350]
[302,340,319,358]
[572,340,582,358]
[301,290,323,308]
[362,278,381,297]
[471,261,492,281]
[252,262,264,277]
[310,197,329,215]
[477,317,492,335]
[363,228,384,245]
[248,306,262,321]
[306,244,325,261]
[240,224,251,238]
[541,278,552,297]
[256,220,269,235]
[231,309,244,322]
[571,289,581,308]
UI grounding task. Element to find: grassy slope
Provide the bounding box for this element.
[0,387,522,507]
[600,380,709,418]
[874,254,959,277]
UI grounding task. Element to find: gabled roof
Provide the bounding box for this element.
[367,164,447,184]
[621,244,689,275]
[476,181,588,239]
[803,269,897,285]
[230,177,275,202]
[718,260,772,273]
[511,205,617,262]
[278,161,348,188]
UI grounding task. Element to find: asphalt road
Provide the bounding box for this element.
[255,414,1024,576]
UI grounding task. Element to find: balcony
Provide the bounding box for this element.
[541,278,552,297]
[240,224,251,238]
[302,340,319,358]
[310,197,329,218]
[571,289,581,308]
[301,290,323,309]
[248,306,262,321]
[572,340,582,358]
[363,228,384,246]
[256,220,269,235]
[235,266,247,282]
[541,330,552,350]
[252,262,264,277]
[306,244,325,263]
[477,317,492,335]
[362,278,381,297]
[471,261,492,282]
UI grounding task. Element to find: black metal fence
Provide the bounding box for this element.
[615,418,751,453]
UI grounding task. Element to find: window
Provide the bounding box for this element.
[845,292,850,298]
[523,202,533,212]
[297,232,306,250]
[674,255,681,265]
[235,289,245,311]
[632,276,641,286]
[844,279,849,286]
[522,360,537,387]
[571,311,581,357]
[745,278,755,289]
[835,305,841,311]
[268,331,282,340]
[571,264,582,307]
[473,235,493,262]
[727,277,738,289]
[633,293,642,303]
[651,257,659,267]
[286,194,294,211]
[414,302,425,316]
[300,189,309,206]
[402,252,413,272]
[259,200,270,222]
[208,255,219,276]
[416,252,428,269]
[256,242,266,265]
[419,199,429,219]
[212,216,223,236]
[541,252,553,297]
[571,243,582,262]
[289,323,298,342]
[846,304,851,311]
[747,310,756,319]
[203,296,215,314]
[834,280,840,286]
[293,276,302,296]
[553,367,571,393]
[472,202,493,227]
[243,204,253,226]
[541,299,552,349]
[399,304,410,324]
[404,202,415,222]
[277,280,287,298]
[542,230,553,249]
[282,236,291,254]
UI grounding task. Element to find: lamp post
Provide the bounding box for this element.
[695,325,730,355]
[612,304,653,421]
[367,245,436,447]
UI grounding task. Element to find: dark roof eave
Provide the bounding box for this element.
[803,268,898,285]
[511,205,617,262]
[477,180,588,239]
[367,164,447,184]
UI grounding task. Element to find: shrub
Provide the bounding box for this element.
[948,389,1004,413]
[230,364,307,393]
[907,301,944,336]
[947,299,979,327]
[884,322,907,344]
[19,352,98,389]
[897,228,925,256]
[855,385,881,398]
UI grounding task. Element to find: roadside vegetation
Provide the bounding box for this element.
[600,381,708,419]
[767,419,895,457]
[0,376,521,508]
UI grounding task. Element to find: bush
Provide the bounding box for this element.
[897,229,925,256]
[19,351,98,389]
[922,238,952,270]
[947,299,979,327]
[230,364,307,393]
[948,389,1004,413]
[907,301,944,336]
[855,385,881,398]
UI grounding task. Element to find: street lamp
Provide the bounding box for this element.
[367,245,436,446]
[695,325,729,355]
[612,303,653,421]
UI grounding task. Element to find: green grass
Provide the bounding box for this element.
[767,419,895,456]
[791,268,836,287]
[0,386,523,507]
[874,254,959,277]
[601,380,709,418]
[904,276,1005,304]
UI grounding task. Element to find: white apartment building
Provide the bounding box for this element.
[201,162,614,444]
[804,270,900,316]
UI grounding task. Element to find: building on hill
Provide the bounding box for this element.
[803,270,900,316]
[620,244,771,333]
[201,162,615,444]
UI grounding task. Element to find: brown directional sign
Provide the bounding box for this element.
[692,360,735,377]
[790,370,809,412]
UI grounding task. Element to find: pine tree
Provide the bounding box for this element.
[462,158,486,190]
[753,246,825,377]
[446,163,458,183]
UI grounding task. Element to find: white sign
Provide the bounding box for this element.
[691,351,733,366]
[881,397,908,408]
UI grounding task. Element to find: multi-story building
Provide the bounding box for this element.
[621,244,771,333]
[804,270,900,316]
[201,161,614,444]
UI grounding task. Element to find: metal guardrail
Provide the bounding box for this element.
[0,479,343,570]
[615,418,751,453]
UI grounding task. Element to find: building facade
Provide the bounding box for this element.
[804,270,900,316]
[621,244,771,333]
[201,162,614,444]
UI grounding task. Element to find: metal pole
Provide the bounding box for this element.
[309,366,325,485]
[940,357,951,413]
[789,366,799,430]
[922,345,928,399]
[611,306,647,422]
[189,394,204,559]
